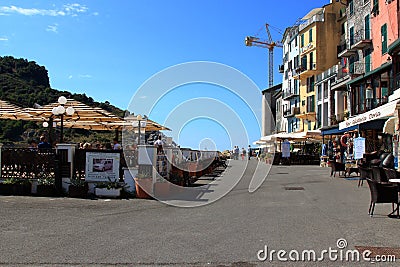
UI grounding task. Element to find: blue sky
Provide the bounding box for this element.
[0,0,329,150]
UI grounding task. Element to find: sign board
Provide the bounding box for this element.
[85,152,120,182]
[353,137,366,160]
[282,140,290,158]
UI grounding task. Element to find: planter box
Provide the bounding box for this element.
[36,185,57,197]
[134,178,153,199]
[0,183,31,196]
[68,185,88,198]
[95,188,121,198]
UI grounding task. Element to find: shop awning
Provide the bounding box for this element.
[321,125,358,135]
[388,38,400,55]
[339,100,399,130]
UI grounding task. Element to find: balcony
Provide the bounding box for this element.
[299,12,324,32]
[278,65,284,73]
[337,41,357,58]
[351,29,372,50]
[283,107,300,118]
[349,62,371,75]
[283,88,299,100]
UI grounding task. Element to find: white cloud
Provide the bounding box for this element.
[0,37,8,41]
[78,74,92,79]
[139,96,147,99]
[0,3,91,17]
[68,75,73,79]
[46,23,58,33]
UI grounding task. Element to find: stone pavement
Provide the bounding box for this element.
[0,159,399,266]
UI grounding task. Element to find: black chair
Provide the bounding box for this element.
[371,166,389,183]
[366,178,399,217]
[358,166,372,187]
[329,160,345,177]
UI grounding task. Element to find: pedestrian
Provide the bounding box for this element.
[154,135,164,154]
[241,147,246,160]
[38,135,52,149]
[113,138,122,150]
[234,146,240,160]
[247,145,251,160]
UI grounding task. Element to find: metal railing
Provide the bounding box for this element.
[352,29,371,44]
[299,13,324,31]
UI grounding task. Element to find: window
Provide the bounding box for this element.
[309,52,314,70]
[307,76,315,93]
[341,23,345,36]
[294,56,299,69]
[381,24,387,54]
[349,27,354,46]
[307,95,315,113]
[317,85,322,101]
[301,34,304,47]
[317,104,322,128]
[349,0,354,15]
[372,0,379,16]
[301,56,307,70]
[309,28,313,42]
[295,36,297,47]
[323,82,328,99]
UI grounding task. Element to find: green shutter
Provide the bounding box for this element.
[382,24,387,54]
[309,29,312,42]
[364,15,370,39]
[301,34,304,47]
[350,27,354,46]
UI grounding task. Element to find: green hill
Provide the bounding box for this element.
[0,56,126,144]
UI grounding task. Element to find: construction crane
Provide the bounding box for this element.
[245,23,283,88]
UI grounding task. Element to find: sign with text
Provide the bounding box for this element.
[353,137,366,160]
[282,141,291,158]
[339,100,397,130]
[85,152,120,182]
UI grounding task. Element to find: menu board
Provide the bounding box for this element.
[353,137,365,160]
[85,152,120,182]
[282,140,290,158]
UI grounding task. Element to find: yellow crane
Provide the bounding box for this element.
[245,23,283,88]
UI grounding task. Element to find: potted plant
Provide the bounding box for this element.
[95,178,126,198]
[343,110,349,120]
[0,178,31,196]
[134,173,153,199]
[36,177,57,197]
[68,178,88,198]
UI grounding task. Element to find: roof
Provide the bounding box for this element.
[261,83,282,94]
[0,100,42,121]
[302,8,323,20]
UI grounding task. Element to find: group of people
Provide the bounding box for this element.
[328,131,354,163]
[231,145,252,160]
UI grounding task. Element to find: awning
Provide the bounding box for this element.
[383,117,397,135]
[388,37,400,55]
[339,100,399,130]
[321,125,358,135]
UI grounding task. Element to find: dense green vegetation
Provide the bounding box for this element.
[0,56,125,145]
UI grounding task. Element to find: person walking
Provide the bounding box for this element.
[241,147,246,160]
[247,145,252,160]
[234,146,240,160]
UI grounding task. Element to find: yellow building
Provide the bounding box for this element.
[293,2,342,132]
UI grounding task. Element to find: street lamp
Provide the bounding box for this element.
[52,96,75,143]
[132,114,147,145]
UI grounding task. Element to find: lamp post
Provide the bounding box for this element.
[52,96,75,143]
[133,114,147,145]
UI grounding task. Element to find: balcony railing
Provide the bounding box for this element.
[316,65,338,82]
[351,29,372,49]
[349,62,371,75]
[283,88,299,100]
[283,107,300,117]
[299,13,324,31]
[353,98,389,115]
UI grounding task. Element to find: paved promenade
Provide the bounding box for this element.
[0,160,399,266]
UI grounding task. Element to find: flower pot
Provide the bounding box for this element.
[134,177,153,199]
[12,184,31,196]
[68,185,88,198]
[36,185,57,197]
[0,184,14,195]
[95,188,121,198]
